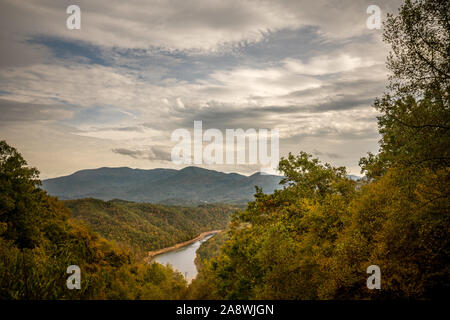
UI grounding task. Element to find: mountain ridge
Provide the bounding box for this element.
[42,166,284,204]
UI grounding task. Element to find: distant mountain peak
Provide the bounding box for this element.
[179,166,210,172]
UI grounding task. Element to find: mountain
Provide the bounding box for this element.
[42,166,283,204]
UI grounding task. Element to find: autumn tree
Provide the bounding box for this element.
[191,0,449,300]
[361,0,449,176]
[0,140,188,299]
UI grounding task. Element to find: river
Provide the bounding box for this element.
[152,234,215,282]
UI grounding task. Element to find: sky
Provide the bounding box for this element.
[0,0,403,179]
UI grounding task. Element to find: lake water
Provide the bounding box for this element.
[152,234,215,282]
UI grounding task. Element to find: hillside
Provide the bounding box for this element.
[64,198,236,256]
[195,230,229,269]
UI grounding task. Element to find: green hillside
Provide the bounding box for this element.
[64,198,236,256]
[195,230,229,269]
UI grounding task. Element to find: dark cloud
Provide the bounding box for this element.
[0,99,73,122]
[151,146,172,161]
[282,126,379,143]
[170,98,373,133]
[112,146,171,162]
[27,37,111,66]
[111,148,143,159]
[312,149,342,159]
[311,97,374,112]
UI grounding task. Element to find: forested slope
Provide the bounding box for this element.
[64,199,235,256]
[195,230,229,269]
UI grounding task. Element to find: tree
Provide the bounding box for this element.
[349,0,450,298]
[362,0,450,177]
[384,0,449,99]
[0,140,45,248]
[190,153,357,299]
[374,93,449,171]
[190,0,449,300]
[0,140,188,299]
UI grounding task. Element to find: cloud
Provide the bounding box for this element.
[111,148,144,159]
[112,146,171,161]
[0,0,299,51]
[0,0,402,177]
[312,149,342,159]
[283,54,376,76]
[0,48,385,124]
[150,146,172,162]
[0,0,402,52]
[0,99,74,122]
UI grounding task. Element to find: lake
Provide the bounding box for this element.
[152,234,215,282]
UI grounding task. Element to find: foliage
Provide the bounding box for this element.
[64,199,234,257]
[188,0,450,300]
[189,154,358,299]
[361,0,449,176]
[195,231,229,269]
[0,140,187,299]
[383,0,449,99]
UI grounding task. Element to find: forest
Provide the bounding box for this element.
[0,0,448,300]
[65,198,234,257]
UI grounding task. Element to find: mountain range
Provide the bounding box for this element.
[42,166,284,204]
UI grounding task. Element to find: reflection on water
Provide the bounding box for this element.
[153,234,215,282]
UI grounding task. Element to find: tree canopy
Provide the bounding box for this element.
[189,0,449,300]
[0,140,188,299]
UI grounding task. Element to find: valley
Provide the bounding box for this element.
[64,198,236,257]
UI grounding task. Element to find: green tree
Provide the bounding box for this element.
[190,0,449,300]
[384,0,449,99]
[0,140,188,299]
[0,140,47,248]
[361,0,449,176]
[190,153,356,299]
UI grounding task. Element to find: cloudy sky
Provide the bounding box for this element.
[0,0,403,178]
